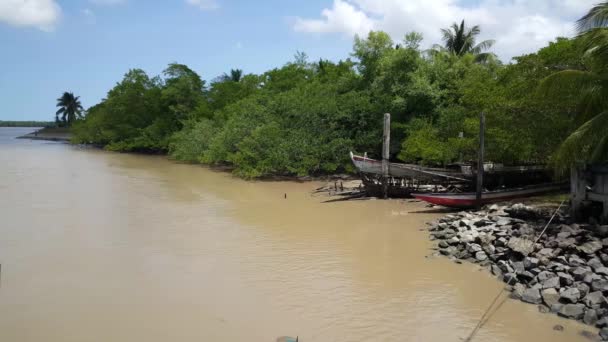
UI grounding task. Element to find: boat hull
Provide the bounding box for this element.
[412,183,567,209]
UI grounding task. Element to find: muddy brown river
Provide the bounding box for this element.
[0,128,595,341]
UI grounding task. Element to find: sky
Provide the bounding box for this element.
[0,0,597,121]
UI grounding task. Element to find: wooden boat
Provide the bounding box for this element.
[350,152,468,182]
[412,183,567,209]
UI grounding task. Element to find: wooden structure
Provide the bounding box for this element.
[571,164,608,222]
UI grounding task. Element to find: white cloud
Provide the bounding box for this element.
[0,0,61,31]
[293,0,598,61]
[186,0,219,11]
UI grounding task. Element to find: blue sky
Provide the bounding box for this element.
[0,0,595,120]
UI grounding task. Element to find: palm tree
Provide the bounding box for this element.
[219,69,243,82]
[433,20,495,62]
[540,2,608,166]
[55,92,83,127]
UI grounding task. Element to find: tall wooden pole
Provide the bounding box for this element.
[476,112,486,210]
[382,113,391,199]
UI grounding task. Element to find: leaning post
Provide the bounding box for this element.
[382,113,391,199]
[476,112,486,210]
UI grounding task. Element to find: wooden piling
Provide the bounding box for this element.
[382,113,391,199]
[476,112,485,210]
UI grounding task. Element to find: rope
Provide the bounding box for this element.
[463,200,566,342]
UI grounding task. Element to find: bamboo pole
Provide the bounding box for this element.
[382,113,391,199]
[476,112,486,210]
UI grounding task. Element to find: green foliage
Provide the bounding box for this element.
[71,4,607,178]
[56,92,83,127]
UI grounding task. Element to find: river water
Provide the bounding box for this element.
[0,127,595,341]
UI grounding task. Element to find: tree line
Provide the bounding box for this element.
[66,2,608,178]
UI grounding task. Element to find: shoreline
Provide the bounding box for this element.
[426,203,608,340]
[16,127,71,142]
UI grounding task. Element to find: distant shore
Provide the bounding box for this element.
[17,127,71,142]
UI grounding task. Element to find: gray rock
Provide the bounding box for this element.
[584,273,603,285]
[537,248,554,258]
[522,288,542,304]
[491,264,502,277]
[508,237,535,256]
[558,304,585,319]
[601,327,608,340]
[448,236,461,245]
[498,260,514,274]
[557,238,576,249]
[439,246,458,256]
[495,237,507,247]
[583,291,607,307]
[468,243,482,253]
[597,317,608,328]
[538,305,550,313]
[558,272,575,286]
[557,231,572,239]
[579,241,603,255]
[496,218,512,226]
[542,276,561,289]
[597,267,608,276]
[588,258,604,271]
[510,283,526,300]
[512,261,525,274]
[438,240,449,248]
[523,257,539,270]
[541,288,560,307]
[560,287,581,303]
[551,303,564,313]
[537,271,556,282]
[553,324,564,331]
[570,267,591,281]
[475,251,488,261]
[584,309,599,325]
[569,255,587,267]
[592,279,608,292]
[576,282,591,298]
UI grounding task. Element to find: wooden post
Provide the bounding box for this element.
[476,113,485,210]
[382,113,391,199]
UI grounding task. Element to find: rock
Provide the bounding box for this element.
[495,237,507,247]
[597,267,608,276]
[508,237,535,256]
[571,267,591,281]
[498,260,514,274]
[553,324,564,331]
[558,304,585,320]
[601,327,608,340]
[537,271,556,282]
[585,273,603,285]
[491,264,502,277]
[510,283,526,300]
[439,246,458,256]
[583,291,607,307]
[541,288,560,307]
[512,261,525,274]
[438,240,449,248]
[537,248,554,258]
[597,317,608,328]
[551,303,564,313]
[579,241,603,255]
[523,257,539,270]
[557,238,576,249]
[560,288,581,303]
[468,243,483,253]
[569,255,587,267]
[576,282,591,298]
[558,272,575,286]
[542,276,561,289]
[475,251,488,261]
[589,258,604,271]
[557,231,572,239]
[592,280,608,292]
[596,225,608,238]
[496,218,512,226]
[538,305,550,313]
[584,309,599,325]
[522,288,542,304]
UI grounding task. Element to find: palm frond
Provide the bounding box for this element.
[577,1,608,33]
[554,110,608,167]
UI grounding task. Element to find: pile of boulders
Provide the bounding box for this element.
[427,203,608,339]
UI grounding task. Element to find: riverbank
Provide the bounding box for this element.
[426,203,608,340]
[17,127,71,142]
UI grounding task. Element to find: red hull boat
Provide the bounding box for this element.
[412,183,567,209]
